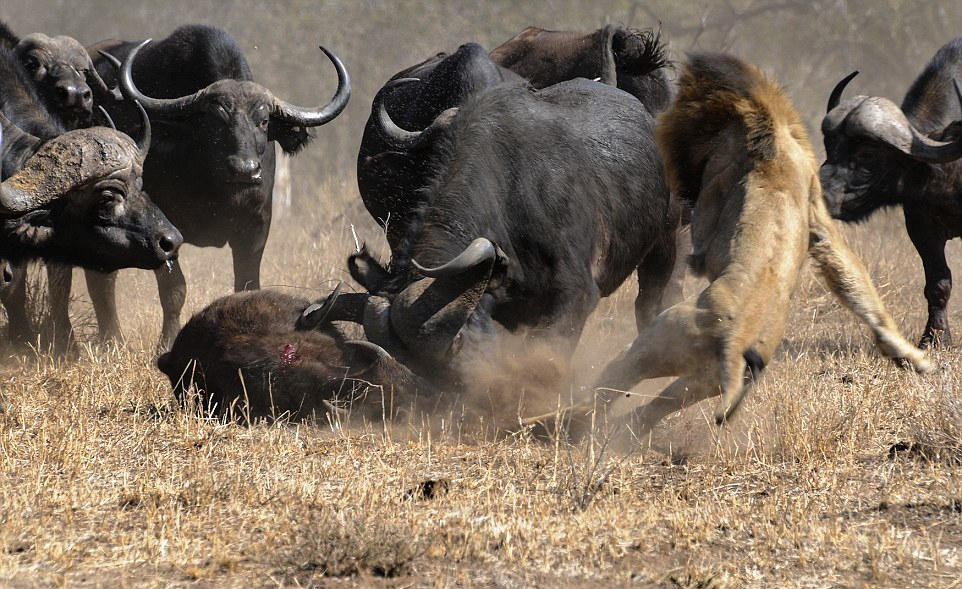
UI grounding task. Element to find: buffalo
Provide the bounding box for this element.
[0,115,182,275]
[0,21,122,350]
[1,34,182,348]
[157,288,424,421]
[490,25,674,113]
[349,66,679,381]
[357,43,523,249]
[820,38,962,348]
[540,53,930,443]
[84,24,350,348]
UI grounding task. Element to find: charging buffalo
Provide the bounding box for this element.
[349,74,680,380]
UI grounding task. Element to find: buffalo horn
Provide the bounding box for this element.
[826,70,858,113]
[118,40,205,117]
[374,79,460,151]
[133,100,151,157]
[412,237,498,278]
[343,339,395,378]
[271,45,351,127]
[85,59,122,101]
[96,105,116,130]
[599,24,618,87]
[0,114,45,214]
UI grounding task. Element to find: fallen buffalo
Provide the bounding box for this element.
[157,289,424,421]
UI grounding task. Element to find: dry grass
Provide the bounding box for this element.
[2,179,962,588]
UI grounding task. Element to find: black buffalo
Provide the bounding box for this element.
[87,24,350,348]
[0,22,115,130]
[357,43,523,249]
[0,22,122,350]
[820,38,962,348]
[490,25,674,114]
[0,115,182,276]
[348,74,679,381]
[1,35,181,347]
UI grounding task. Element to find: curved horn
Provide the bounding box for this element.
[374,78,460,151]
[86,57,122,101]
[374,78,424,149]
[412,237,497,278]
[827,70,858,113]
[0,110,41,154]
[343,339,395,378]
[850,92,962,164]
[271,45,351,127]
[118,40,205,117]
[132,100,151,157]
[0,112,46,214]
[96,105,116,130]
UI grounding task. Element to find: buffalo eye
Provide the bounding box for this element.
[24,56,42,74]
[258,117,269,132]
[100,188,125,203]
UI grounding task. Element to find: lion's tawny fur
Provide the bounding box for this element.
[584,52,931,440]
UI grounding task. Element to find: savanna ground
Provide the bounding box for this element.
[3,1,962,587]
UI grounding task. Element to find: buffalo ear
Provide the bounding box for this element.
[935,120,962,143]
[269,122,314,154]
[349,247,391,292]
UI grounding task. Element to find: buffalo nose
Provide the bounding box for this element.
[228,157,262,182]
[57,83,92,110]
[156,228,183,260]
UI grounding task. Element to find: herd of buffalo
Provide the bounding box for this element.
[1,20,961,441]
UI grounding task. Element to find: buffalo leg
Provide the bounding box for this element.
[635,226,680,333]
[44,263,74,356]
[230,235,266,292]
[1,261,34,349]
[85,270,123,343]
[155,259,187,351]
[905,210,952,349]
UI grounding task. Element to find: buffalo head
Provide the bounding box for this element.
[110,40,350,185]
[0,109,182,271]
[343,237,509,380]
[13,32,115,127]
[820,71,962,221]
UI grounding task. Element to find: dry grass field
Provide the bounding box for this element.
[3,1,962,587]
[1,179,962,587]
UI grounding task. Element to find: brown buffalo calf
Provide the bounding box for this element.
[157,289,425,422]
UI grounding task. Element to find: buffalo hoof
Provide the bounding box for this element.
[919,329,952,350]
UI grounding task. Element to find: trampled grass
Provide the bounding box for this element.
[2,186,962,587]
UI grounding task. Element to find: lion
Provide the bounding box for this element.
[532,52,932,443]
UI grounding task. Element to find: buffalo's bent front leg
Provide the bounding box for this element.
[155,259,187,350]
[905,209,952,349]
